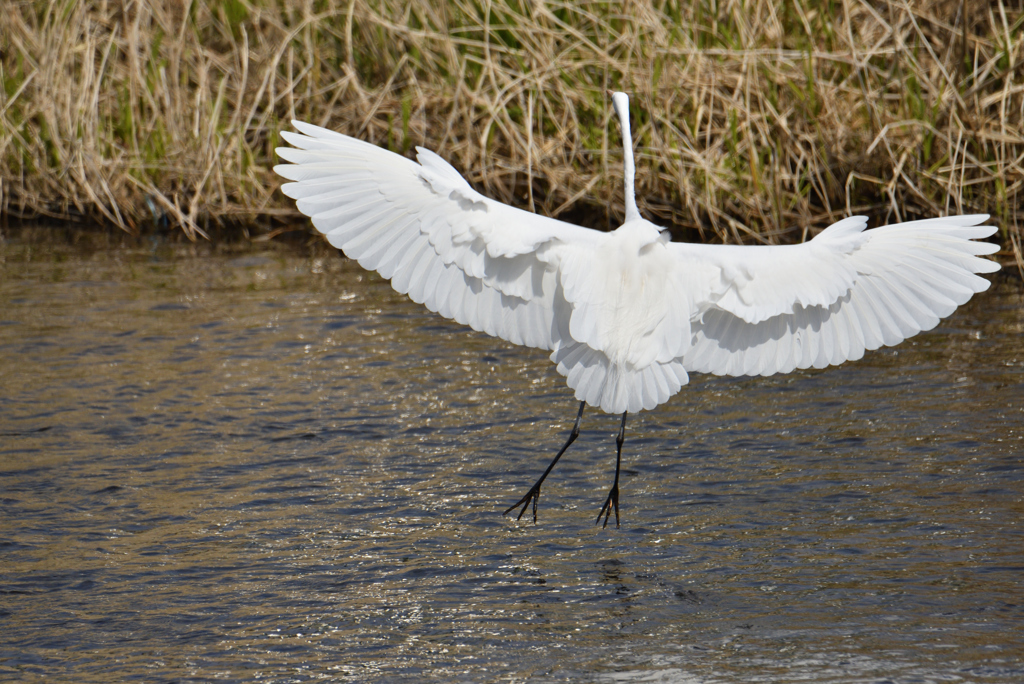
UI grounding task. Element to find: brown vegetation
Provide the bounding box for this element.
[1,0,1021,269]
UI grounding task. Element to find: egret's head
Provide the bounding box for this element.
[610,92,630,123]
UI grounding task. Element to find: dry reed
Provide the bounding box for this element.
[0,0,1021,270]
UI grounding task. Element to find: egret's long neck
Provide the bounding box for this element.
[612,92,641,223]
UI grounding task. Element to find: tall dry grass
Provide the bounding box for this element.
[0,0,1021,267]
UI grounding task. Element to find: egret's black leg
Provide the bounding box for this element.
[504,401,586,523]
[597,411,628,528]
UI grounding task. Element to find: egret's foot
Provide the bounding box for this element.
[596,484,620,528]
[502,401,586,524]
[503,485,541,523]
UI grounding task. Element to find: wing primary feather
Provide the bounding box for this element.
[390,235,435,296]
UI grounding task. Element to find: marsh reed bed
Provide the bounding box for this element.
[1,0,1021,267]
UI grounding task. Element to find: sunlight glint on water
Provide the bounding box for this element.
[1,229,1021,683]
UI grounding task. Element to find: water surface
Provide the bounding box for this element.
[1,228,1022,682]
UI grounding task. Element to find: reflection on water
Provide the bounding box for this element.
[1,226,1022,682]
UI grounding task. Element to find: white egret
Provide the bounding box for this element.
[274,91,1000,527]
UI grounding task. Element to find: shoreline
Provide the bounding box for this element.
[2,1,1021,262]
[3,219,1020,285]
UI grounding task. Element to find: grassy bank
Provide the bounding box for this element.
[1,0,1021,262]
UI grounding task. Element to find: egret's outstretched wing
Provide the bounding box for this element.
[275,122,1000,414]
[274,122,601,350]
[674,215,1000,377]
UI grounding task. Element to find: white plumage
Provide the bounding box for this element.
[275,91,1000,526]
[274,93,999,416]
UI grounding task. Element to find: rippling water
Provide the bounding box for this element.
[1,227,1022,682]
